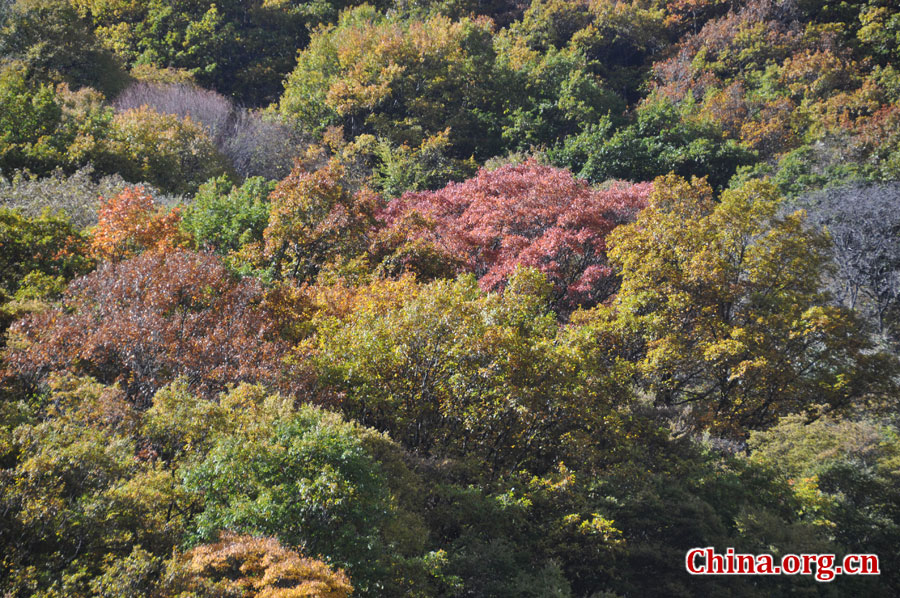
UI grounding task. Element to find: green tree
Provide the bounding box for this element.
[0,0,128,96]
[505,0,669,103]
[547,97,755,190]
[0,376,182,598]
[750,414,900,593]
[312,269,621,471]
[0,207,92,296]
[0,63,81,175]
[495,38,624,151]
[279,6,508,160]
[177,384,431,597]
[71,0,316,105]
[181,175,275,254]
[372,130,477,197]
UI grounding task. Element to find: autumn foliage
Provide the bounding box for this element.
[4,0,900,596]
[606,175,892,433]
[264,160,379,282]
[379,160,650,308]
[90,186,186,261]
[164,533,353,598]
[3,250,296,404]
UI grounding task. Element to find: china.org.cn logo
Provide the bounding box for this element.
[686,547,879,582]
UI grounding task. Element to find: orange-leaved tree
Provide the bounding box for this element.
[90,186,187,261]
[264,160,380,282]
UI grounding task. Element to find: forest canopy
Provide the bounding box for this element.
[2,0,900,596]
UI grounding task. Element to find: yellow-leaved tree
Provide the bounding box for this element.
[162,533,353,598]
[605,175,894,435]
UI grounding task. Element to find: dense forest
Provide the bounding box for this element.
[1,0,900,595]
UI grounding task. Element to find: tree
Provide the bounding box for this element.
[587,431,840,597]
[70,0,316,105]
[0,0,128,96]
[750,414,900,593]
[264,160,379,282]
[372,130,477,197]
[279,6,508,160]
[181,175,275,255]
[797,182,900,345]
[547,97,756,191]
[0,375,180,598]
[90,186,186,261]
[311,270,623,471]
[179,388,429,597]
[663,0,731,36]
[0,62,112,176]
[605,175,892,434]
[504,0,669,103]
[114,82,309,180]
[104,107,231,195]
[162,533,353,598]
[0,206,93,339]
[494,38,625,150]
[378,160,649,311]
[0,65,230,192]
[639,0,898,190]
[0,207,92,295]
[858,1,900,64]
[3,250,297,405]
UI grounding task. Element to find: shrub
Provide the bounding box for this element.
[181,176,274,254]
[89,186,187,261]
[114,82,308,180]
[0,206,92,295]
[104,107,231,195]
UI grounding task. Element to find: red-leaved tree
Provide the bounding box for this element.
[3,250,301,405]
[378,160,650,309]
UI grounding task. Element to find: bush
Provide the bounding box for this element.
[162,533,353,598]
[0,0,129,96]
[0,206,93,296]
[3,250,298,404]
[0,62,113,176]
[89,186,187,261]
[182,403,398,595]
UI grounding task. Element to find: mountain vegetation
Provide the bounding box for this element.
[2,0,900,596]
